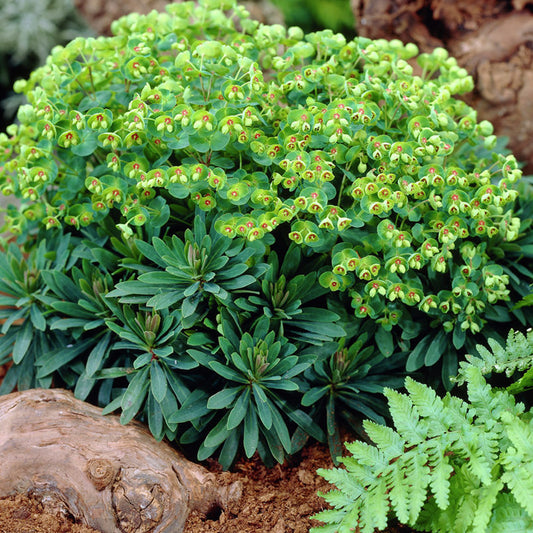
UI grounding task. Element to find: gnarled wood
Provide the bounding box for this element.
[0,388,242,533]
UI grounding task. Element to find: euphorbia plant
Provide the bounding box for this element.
[0,0,532,467]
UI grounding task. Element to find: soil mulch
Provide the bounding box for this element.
[0,439,415,532]
[0,494,97,533]
[0,444,334,532]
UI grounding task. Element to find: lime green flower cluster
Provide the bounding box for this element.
[0,1,531,459]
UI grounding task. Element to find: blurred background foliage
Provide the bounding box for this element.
[0,0,93,128]
[269,0,355,37]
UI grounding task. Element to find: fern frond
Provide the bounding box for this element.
[450,467,479,533]
[343,439,389,471]
[456,329,533,387]
[424,443,453,510]
[314,350,533,533]
[471,480,503,533]
[501,410,533,458]
[451,427,494,486]
[317,467,365,500]
[385,384,428,444]
[360,476,388,532]
[507,365,533,394]
[487,493,533,532]
[311,508,354,533]
[501,462,533,517]
[362,419,405,457]
[405,378,448,437]
[403,452,431,523]
[387,460,411,523]
[316,487,356,509]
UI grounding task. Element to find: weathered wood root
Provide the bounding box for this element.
[0,388,242,533]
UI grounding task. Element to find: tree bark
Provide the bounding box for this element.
[0,388,242,533]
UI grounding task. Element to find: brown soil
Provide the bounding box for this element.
[0,435,415,533]
[0,494,97,533]
[185,446,335,533]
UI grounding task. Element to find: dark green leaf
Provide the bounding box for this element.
[12,320,33,364]
[375,327,394,357]
[218,426,240,470]
[269,403,291,453]
[29,305,46,331]
[36,338,95,377]
[406,334,433,372]
[169,393,210,424]
[243,406,259,458]
[71,132,98,156]
[262,424,285,464]
[147,291,184,310]
[441,350,458,390]
[209,360,246,382]
[227,388,250,430]
[424,330,448,367]
[120,367,150,424]
[208,386,243,409]
[74,371,97,401]
[150,363,168,403]
[204,413,232,448]
[221,275,257,290]
[253,383,272,429]
[147,392,164,441]
[302,386,329,406]
[182,297,199,318]
[452,323,466,350]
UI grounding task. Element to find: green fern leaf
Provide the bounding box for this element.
[362,419,405,458]
[343,439,389,471]
[405,374,445,419]
[507,365,533,394]
[471,480,503,533]
[404,452,431,523]
[387,460,411,523]
[360,476,388,532]
[456,329,533,390]
[502,411,533,458]
[501,465,533,517]
[311,508,354,532]
[315,344,533,533]
[316,488,357,509]
[426,448,453,510]
[487,493,533,532]
[453,481,477,533]
[385,384,427,444]
[317,467,366,500]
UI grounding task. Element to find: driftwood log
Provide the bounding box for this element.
[351,0,533,174]
[0,388,242,533]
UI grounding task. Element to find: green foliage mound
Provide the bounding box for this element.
[313,329,533,532]
[0,0,532,467]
